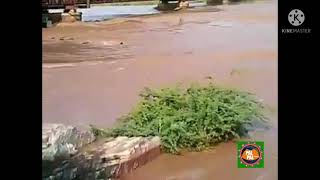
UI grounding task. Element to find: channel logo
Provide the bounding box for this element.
[237,141,264,168]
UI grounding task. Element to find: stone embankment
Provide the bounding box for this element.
[42,123,161,180]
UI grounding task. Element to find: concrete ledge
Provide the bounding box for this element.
[81,136,161,179]
[43,124,161,180]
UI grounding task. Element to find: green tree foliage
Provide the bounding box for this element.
[91,83,266,154]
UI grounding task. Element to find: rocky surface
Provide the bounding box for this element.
[61,13,77,23]
[61,12,82,23]
[175,0,190,11]
[43,124,161,180]
[42,123,95,161]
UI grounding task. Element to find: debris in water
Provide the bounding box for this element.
[205,76,213,80]
[114,67,125,72]
[120,42,124,45]
[178,17,184,25]
[102,41,116,46]
[230,69,240,76]
[184,51,193,54]
[82,41,90,45]
[172,29,184,34]
[107,61,117,65]
[43,63,76,69]
[209,21,233,27]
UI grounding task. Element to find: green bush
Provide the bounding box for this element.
[91,83,266,154]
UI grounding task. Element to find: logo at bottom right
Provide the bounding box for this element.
[237,141,264,168]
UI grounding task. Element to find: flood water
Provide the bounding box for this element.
[43,0,277,179]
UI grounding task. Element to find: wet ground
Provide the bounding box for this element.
[43,0,277,179]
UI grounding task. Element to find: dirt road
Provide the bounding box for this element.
[43,0,277,179]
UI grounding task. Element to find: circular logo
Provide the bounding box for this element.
[239,143,262,166]
[288,9,305,26]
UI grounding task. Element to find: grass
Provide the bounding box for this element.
[91,83,266,154]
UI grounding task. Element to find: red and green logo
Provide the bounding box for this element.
[237,141,264,168]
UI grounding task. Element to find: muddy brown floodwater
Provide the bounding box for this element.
[43,0,277,179]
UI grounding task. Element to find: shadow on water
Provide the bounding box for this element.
[242,119,271,138]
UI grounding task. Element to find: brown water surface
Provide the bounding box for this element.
[43,1,277,179]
